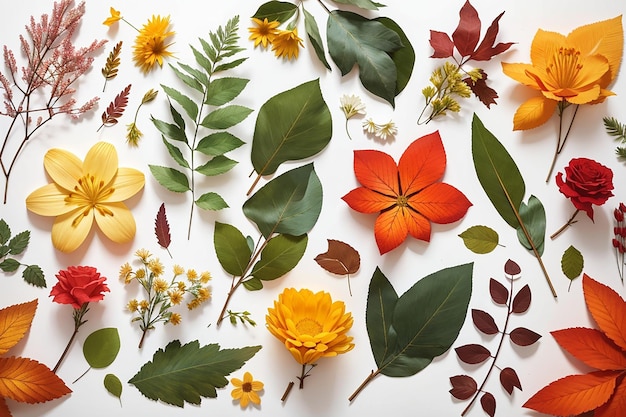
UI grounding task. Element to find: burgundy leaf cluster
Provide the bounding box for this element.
[450,260,540,417]
[613,202,626,282]
[428,0,514,108]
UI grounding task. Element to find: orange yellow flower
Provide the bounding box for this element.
[266,288,354,365]
[248,18,280,48]
[231,372,263,408]
[25,142,145,253]
[271,28,304,60]
[133,15,175,73]
[103,7,121,26]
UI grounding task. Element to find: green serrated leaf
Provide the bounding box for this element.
[152,117,188,143]
[149,165,190,193]
[104,373,123,403]
[128,340,261,407]
[561,245,584,280]
[517,195,546,256]
[168,103,186,131]
[195,132,245,156]
[200,105,253,130]
[176,61,210,89]
[242,277,263,291]
[303,8,331,70]
[252,1,298,23]
[169,63,204,93]
[458,225,499,254]
[205,77,250,106]
[214,222,253,276]
[195,192,229,211]
[161,85,199,122]
[84,328,121,368]
[190,45,213,77]
[195,155,237,176]
[251,234,308,281]
[22,265,45,287]
[213,58,248,73]
[161,136,190,169]
[0,220,10,245]
[0,258,20,272]
[0,246,8,258]
[8,230,29,255]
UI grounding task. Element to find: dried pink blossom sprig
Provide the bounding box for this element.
[0,0,106,203]
[613,202,626,282]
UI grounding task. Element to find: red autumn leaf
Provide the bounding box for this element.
[451,0,481,58]
[551,327,626,371]
[500,367,522,395]
[463,70,499,108]
[0,357,71,403]
[510,327,541,346]
[489,278,508,305]
[583,274,626,351]
[0,397,10,417]
[472,309,499,335]
[455,343,491,364]
[469,11,514,61]
[449,375,477,400]
[342,131,472,254]
[429,30,454,58]
[523,370,622,416]
[504,259,521,276]
[595,378,626,416]
[480,392,496,417]
[314,239,360,276]
[154,203,171,251]
[512,284,531,314]
[100,83,131,129]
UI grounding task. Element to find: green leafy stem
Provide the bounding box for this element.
[0,219,44,287]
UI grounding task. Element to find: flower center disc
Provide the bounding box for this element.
[295,318,323,336]
[397,195,409,207]
[242,382,252,393]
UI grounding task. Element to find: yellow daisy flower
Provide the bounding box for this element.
[133,15,175,73]
[148,258,164,276]
[135,248,151,261]
[152,278,169,293]
[127,299,139,312]
[271,28,304,60]
[231,372,263,408]
[103,7,121,27]
[169,312,182,325]
[173,264,185,276]
[248,17,280,48]
[200,271,212,283]
[119,262,133,282]
[168,290,184,305]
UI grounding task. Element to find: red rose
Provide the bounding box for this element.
[555,158,614,220]
[50,266,110,309]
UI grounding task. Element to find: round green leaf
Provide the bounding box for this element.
[214,222,253,276]
[104,373,122,402]
[251,234,308,281]
[83,328,120,368]
[561,245,584,280]
[458,225,499,254]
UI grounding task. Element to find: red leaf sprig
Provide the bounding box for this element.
[98,84,131,131]
[450,259,540,417]
[154,203,172,258]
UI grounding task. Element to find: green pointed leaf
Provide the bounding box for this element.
[459,225,499,254]
[251,79,332,178]
[251,234,307,281]
[195,155,237,176]
[246,236,255,252]
[303,8,331,70]
[195,132,245,156]
[104,374,123,402]
[205,77,250,106]
[22,265,45,288]
[375,17,414,95]
[0,219,10,245]
[332,0,382,10]
[83,328,121,368]
[213,58,247,73]
[0,246,8,257]
[200,105,252,130]
[471,114,525,228]
[0,258,19,272]
[161,136,189,169]
[516,195,546,256]
[366,267,399,367]
[562,245,584,280]
[243,163,323,239]
[8,231,29,255]
[169,63,204,93]
[252,1,298,23]
[195,193,228,211]
[151,117,188,143]
[149,165,190,193]
[190,45,213,78]
[176,61,210,89]
[128,340,261,407]
[327,10,403,106]
[169,103,186,131]
[214,222,253,276]
[161,85,198,122]
[242,277,263,291]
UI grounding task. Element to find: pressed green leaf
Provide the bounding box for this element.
[151,117,188,143]
[459,225,499,254]
[195,132,245,156]
[562,245,584,280]
[161,136,190,169]
[303,8,331,70]
[242,277,263,291]
[176,61,210,89]
[251,234,308,281]
[0,246,8,257]
[0,219,10,245]
[332,0,382,10]
[169,63,204,93]
[128,340,261,407]
[205,77,250,106]
[83,328,121,368]
[168,103,186,131]
[213,58,247,74]
[251,79,332,178]
[149,165,190,193]
[195,192,229,211]
[214,222,253,277]
[243,163,323,239]
[0,258,19,272]
[375,17,414,95]
[190,45,213,78]
[161,85,199,122]
[104,374,123,402]
[516,195,546,256]
[366,267,399,367]
[22,265,45,288]
[471,114,525,228]
[8,231,29,255]
[200,105,253,130]
[246,236,255,252]
[327,11,403,106]
[252,1,298,23]
[195,155,237,176]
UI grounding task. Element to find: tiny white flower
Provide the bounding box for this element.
[340,94,366,119]
[362,117,378,134]
[376,121,397,141]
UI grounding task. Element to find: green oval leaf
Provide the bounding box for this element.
[195,192,228,211]
[149,165,190,193]
[375,17,415,95]
[214,222,253,276]
[517,195,546,256]
[366,267,399,367]
[22,265,45,288]
[104,373,123,403]
[458,225,499,254]
[83,328,120,368]
[195,155,237,176]
[200,105,253,130]
[205,77,250,106]
[252,1,298,23]
[242,277,263,291]
[562,245,584,280]
[303,8,331,70]
[195,132,245,156]
[8,230,29,255]
[0,258,19,272]
[251,234,308,281]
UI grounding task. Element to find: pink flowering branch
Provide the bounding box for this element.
[0,0,105,203]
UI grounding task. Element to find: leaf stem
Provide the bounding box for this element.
[281,381,295,402]
[550,209,580,240]
[72,367,91,384]
[349,369,380,402]
[52,303,89,373]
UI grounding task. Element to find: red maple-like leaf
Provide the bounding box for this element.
[342,131,472,254]
[463,70,499,108]
[429,30,454,58]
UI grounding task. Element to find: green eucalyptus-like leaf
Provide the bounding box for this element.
[151,117,187,143]
[205,77,250,106]
[366,267,399,367]
[251,79,332,180]
[161,85,199,122]
[214,222,253,276]
[561,245,584,281]
[149,165,190,193]
[0,219,10,245]
[252,1,298,23]
[458,225,499,254]
[200,105,253,130]
[104,374,123,403]
[195,132,245,156]
[83,328,121,368]
[8,231,29,255]
[195,155,237,176]
[516,195,546,256]
[22,265,45,288]
[243,163,323,239]
[303,8,331,70]
[251,234,308,281]
[375,17,414,95]
[195,192,229,210]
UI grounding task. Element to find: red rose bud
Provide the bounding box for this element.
[50,265,110,309]
[620,202,626,213]
[615,208,625,222]
[613,238,620,248]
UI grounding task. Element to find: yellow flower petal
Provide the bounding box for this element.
[512,96,558,131]
[43,148,82,191]
[25,183,73,216]
[84,142,118,185]
[248,390,261,405]
[530,29,566,69]
[51,208,94,253]
[231,388,243,399]
[94,202,136,243]
[107,168,145,202]
[103,7,121,26]
[501,62,542,89]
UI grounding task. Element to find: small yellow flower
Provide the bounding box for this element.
[187,299,201,310]
[186,269,198,281]
[231,372,263,408]
[135,268,146,279]
[169,312,182,325]
[168,290,184,305]
[127,299,139,312]
[135,248,151,261]
[173,264,185,276]
[148,258,164,276]
[119,262,133,282]
[248,18,280,48]
[139,299,150,310]
[198,287,211,301]
[177,281,187,291]
[133,15,175,73]
[271,28,304,60]
[200,271,212,284]
[103,7,121,27]
[153,278,169,293]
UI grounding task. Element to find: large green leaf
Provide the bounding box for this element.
[251,1,298,23]
[214,222,253,276]
[243,163,323,239]
[128,340,261,407]
[251,234,307,281]
[366,267,398,367]
[303,8,331,70]
[375,17,414,95]
[471,114,525,228]
[251,79,332,179]
[327,11,403,106]
[516,195,546,256]
[83,328,120,368]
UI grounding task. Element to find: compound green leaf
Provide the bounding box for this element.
[251,234,308,281]
[459,225,499,254]
[83,328,120,368]
[214,222,252,277]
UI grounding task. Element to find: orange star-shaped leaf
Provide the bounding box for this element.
[342,131,472,254]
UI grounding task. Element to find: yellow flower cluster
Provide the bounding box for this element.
[248,18,303,60]
[419,62,477,124]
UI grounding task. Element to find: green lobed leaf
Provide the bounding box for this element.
[251,234,308,281]
[161,136,190,169]
[128,340,261,407]
[303,8,331,70]
[83,328,121,368]
[22,265,45,287]
[151,117,188,143]
[561,245,584,280]
[149,165,190,193]
[0,219,10,245]
[327,11,403,106]
[205,77,250,106]
[252,1,298,23]
[200,105,253,130]
[375,17,414,95]
[243,163,323,239]
[161,85,199,122]
[104,374,123,403]
[458,225,499,254]
[214,222,253,277]
[8,231,29,255]
[195,132,245,156]
[195,192,229,211]
[0,258,19,272]
[516,195,546,256]
[366,267,399,367]
[251,79,332,178]
[195,155,237,176]
[332,0,383,10]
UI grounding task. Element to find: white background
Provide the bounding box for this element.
[2,1,626,416]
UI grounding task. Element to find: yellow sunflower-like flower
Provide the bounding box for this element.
[266,288,354,366]
[248,17,280,48]
[271,28,304,60]
[133,15,175,73]
[103,7,121,26]
[231,372,263,409]
[25,142,145,253]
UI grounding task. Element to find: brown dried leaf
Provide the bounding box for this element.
[154,203,171,251]
[472,309,499,335]
[455,343,491,364]
[489,278,508,305]
[463,70,499,108]
[512,284,531,314]
[449,375,477,400]
[480,391,496,417]
[500,367,522,395]
[102,41,122,81]
[100,84,131,129]
[504,259,521,276]
[314,239,360,276]
[510,327,541,346]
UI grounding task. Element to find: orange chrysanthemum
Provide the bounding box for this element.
[248,17,280,48]
[132,15,175,73]
[266,288,354,366]
[271,28,304,60]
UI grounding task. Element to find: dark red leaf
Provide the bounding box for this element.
[314,239,360,276]
[452,0,481,58]
[480,392,496,417]
[101,84,131,127]
[512,284,532,314]
[450,375,478,400]
[155,203,171,250]
[470,11,514,61]
[500,367,522,395]
[455,343,491,364]
[489,278,509,305]
[463,70,499,108]
[510,327,541,346]
[504,259,521,276]
[472,309,499,335]
[429,30,454,58]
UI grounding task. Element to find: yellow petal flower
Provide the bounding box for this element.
[271,29,304,60]
[230,371,263,409]
[103,7,122,27]
[133,15,175,73]
[248,18,280,48]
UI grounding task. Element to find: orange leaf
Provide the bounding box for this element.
[374,206,415,254]
[398,131,445,195]
[342,187,394,214]
[523,370,622,415]
[0,357,71,403]
[552,327,626,371]
[409,182,472,224]
[0,397,11,417]
[353,149,399,196]
[583,274,626,351]
[596,378,626,417]
[0,300,37,355]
